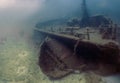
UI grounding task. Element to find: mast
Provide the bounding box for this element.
[81,0,90,27]
[82,0,89,19]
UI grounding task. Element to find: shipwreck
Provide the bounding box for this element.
[34,0,120,79]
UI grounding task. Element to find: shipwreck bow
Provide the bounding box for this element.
[34,28,120,79]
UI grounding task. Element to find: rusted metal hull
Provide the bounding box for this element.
[35,29,120,79]
[39,38,74,79]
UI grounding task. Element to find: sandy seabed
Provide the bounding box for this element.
[0,37,107,83]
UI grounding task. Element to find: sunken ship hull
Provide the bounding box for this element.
[35,29,120,79]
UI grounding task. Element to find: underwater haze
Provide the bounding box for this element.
[0,0,120,83]
[32,0,120,24]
